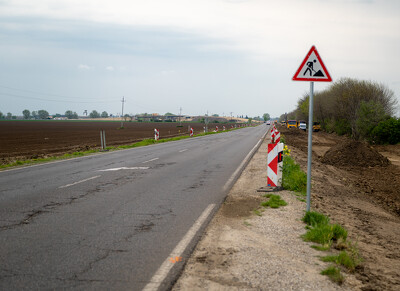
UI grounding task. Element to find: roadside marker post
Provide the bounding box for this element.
[100,130,106,150]
[154,128,159,141]
[293,45,332,212]
[190,127,194,137]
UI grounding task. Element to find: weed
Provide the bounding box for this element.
[281,156,307,195]
[253,209,262,216]
[321,250,360,272]
[311,244,331,251]
[303,211,330,227]
[321,266,344,284]
[244,220,252,226]
[261,194,287,208]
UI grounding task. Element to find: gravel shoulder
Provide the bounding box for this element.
[173,133,361,290]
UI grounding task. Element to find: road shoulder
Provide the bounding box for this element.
[173,135,360,290]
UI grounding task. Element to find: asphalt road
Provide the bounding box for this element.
[0,125,268,290]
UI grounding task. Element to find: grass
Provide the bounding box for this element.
[253,209,263,216]
[303,211,330,227]
[281,156,307,196]
[321,266,344,284]
[261,194,287,208]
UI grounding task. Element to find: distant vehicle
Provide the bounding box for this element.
[299,121,307,131]
[266,121,271,125]
[287,120,297,128]
[312,122,321,132]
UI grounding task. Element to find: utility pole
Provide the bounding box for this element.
[121,96,125,128]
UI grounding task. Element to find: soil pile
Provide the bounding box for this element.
[322,140,390,168]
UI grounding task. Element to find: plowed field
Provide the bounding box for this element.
[0,121,238,164]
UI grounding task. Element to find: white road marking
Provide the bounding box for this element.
[143,204,216,291]
[98,167,149,171]
[142,158,159,164]
[58,175,101,189]
[179,149,188,153]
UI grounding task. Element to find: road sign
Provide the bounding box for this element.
[292,46,332,82]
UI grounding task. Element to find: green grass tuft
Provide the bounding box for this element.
[261,194,287,208]
[321,266,344,284]
[303,211,330,227]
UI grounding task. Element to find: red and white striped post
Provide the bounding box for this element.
[154,128,159,141]
[223,126,226,131]
[216,126,219,131]
[267,142,284,187]
[190,127,194,137]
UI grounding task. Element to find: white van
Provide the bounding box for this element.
[299,122,307,131]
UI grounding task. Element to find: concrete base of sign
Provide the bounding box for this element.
[257,186,283,192]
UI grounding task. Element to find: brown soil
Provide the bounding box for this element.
[0,121,238,165]
[322,140,390,168]
[279,125,400,290]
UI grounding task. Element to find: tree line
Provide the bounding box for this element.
[281,77,399,144]
[0,110,110,120]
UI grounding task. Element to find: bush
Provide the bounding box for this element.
[370,117,400,144]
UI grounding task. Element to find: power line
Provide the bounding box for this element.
[0,84,113,101]
[0,92,112,103]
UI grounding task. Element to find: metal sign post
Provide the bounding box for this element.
[293,45,332,212]
[306,82,314,212]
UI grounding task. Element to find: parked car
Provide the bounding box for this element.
[299,122,307,131]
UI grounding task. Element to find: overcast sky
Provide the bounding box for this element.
[1,0,399,118]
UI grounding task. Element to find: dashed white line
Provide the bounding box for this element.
[143,204,216,291]
[179,149,188,153]
[58,175,101,189]
[98,167,149,171]
[142,158,159,164]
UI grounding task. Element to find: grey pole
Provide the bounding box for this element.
[100,130,104,150]
[306,82,314,212]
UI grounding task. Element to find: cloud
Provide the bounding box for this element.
[78,64,92,70]
[106,66,114,71]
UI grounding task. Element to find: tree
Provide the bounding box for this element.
[0,112,4,119]
[212,114,219,117]
[6,112,12,119]
[23,109,31,119]
[65,110,78,119]
[164,112,174,116]
[101,111,109,118]
[89,110,100,118]
[356,100,388,140]
[263,113,270,121]
[38,110,49,119]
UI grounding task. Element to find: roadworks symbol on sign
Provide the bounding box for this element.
[292,45,332,82]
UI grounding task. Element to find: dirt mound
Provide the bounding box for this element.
[322,140,390,168]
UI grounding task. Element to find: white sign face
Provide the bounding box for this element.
[293,46,332,82]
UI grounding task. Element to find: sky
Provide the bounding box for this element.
[1,0,399,118]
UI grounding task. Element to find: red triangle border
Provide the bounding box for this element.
[292,45,332,82]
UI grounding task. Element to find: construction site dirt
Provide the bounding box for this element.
[0,120,239,165]
[275,125,400,290]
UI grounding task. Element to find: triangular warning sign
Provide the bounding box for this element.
[292,46,332,82]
